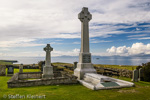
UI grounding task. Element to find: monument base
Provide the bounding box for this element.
[42,74,54,79]
[7,74,13,76]
[42,66,54,79]
[79,73,134,90]
[74,63,96,79]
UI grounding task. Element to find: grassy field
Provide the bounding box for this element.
[52,62,137,71]
[0,61,12,65]
[94,64,137,70]
[0,68,150,100]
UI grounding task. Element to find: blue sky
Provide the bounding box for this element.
[0,0,150,57]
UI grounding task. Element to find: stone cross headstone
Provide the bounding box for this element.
[74,7,96,79]
[138,68,144,81]
[0,65,6,76]
[19,64,23,73]
[132,69,138,82]
[7,65,14,76]
[42,44,54,78]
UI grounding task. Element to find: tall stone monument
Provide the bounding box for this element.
[74,7,96,79]
[42,44,54,78]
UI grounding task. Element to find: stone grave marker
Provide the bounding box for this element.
[7,65,14,76]
[19,64,23,73]
[42,44,54,78]
[41,63,44,71]
[132,69,138,82]
[138,68,144,81]
[74,62,78,69]
[74,7,96,79]
[0,65,6,76]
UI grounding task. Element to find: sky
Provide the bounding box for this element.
[0,0,150,57]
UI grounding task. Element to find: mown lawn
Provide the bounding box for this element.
[0,69,150,100]
[5,69,40,75]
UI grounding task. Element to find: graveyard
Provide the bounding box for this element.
[0,67,150,100]
[0,6,150,100]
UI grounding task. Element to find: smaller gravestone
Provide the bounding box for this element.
[32,63,35,68]
[7,65,14,76]
[42,44,54,78]
[0,65,6,76]
[27,66,30,69]
[132,69,138,82]
[138,68,144,81]
[74,62,78,69]
[41,63,45,72]
[19,64,23,73]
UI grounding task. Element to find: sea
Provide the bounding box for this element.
[0,56,150,66]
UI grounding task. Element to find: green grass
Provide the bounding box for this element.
[14,69,41,73]
[52,63,137,71]
[0,76,150,100]
[52,63,73,68]
[0,68,150,100]
[95,64,137,70]
[0,61,12,65]
[5,69,40,75]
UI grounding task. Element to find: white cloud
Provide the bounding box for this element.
[90,39,112,43]
[128,34,148,38]
[52,48,80,57]
[73,42,80,44]
[107,42,150,56]
[0,38,44,47]
[0,0,149,42]
[0,48,80,57]
[0,0,150,57]
[129,37,150,40]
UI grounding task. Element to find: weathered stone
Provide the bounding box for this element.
[79,73,134,90]
[42,44,54,78]
[19,64,23,73]
[0,65,6,76]
[132,69,138,82]
[7,65,14,76]
[7,72,78,88]
[74,7,96,79]
[74,62,78,69]
[138,68,144,81]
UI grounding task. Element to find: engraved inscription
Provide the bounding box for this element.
[83,54,91,63]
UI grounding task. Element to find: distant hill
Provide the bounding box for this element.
[0,60,18,65]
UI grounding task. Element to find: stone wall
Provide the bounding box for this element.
[8,73,19,82]
[0,65,6,76]
[7,72,78,88]
[95,67,133,78]
[18,71,62,80]
[18,72,42,79]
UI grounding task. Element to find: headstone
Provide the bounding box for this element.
[41,63,45,71]
[74,62,78,69]
[138,68,144,81]
[32,63,35,68]
[27,66,30,69]
[74,7,96,79]
[7,65,14,76]
[132,69,138,82]
[0,65,6,76]
[42,44,54,78]
[19,64,23,73]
